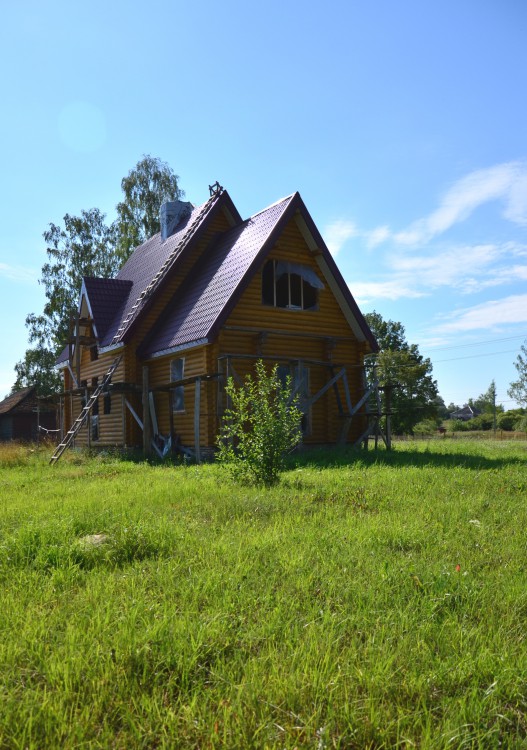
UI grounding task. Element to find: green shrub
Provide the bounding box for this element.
[413,419,439,435]
[216,360,302,486]
[468,413,494,430]
[514,415,527,432]
[447,419,468,432]
[497,412,516,431]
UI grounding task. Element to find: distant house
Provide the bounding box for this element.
[0,387,57,441]
[450,405,479,422]
[55,185,380,459]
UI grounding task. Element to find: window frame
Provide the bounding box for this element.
[276,362,312,437]
[170,357,185,413]
[262,260,319,311]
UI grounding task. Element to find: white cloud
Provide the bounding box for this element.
[394,161,527,246]
[0,263,38,284]
[390,243,502,290]
[349,241,527,302]
[324,219,358,256]
[365,225,391,248]
[350,280,426,305]
[433,294,527,332]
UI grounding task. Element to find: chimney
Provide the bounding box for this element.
[160,200,193,241]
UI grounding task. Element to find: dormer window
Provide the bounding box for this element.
[262,260,323,310]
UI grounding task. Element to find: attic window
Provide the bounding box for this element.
[262,260,322,310]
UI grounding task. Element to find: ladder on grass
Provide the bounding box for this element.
[49,354,122,465]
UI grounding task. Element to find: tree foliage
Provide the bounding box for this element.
[39,208,118,350]
[467,379,503,414]
[13,156,183,395]
[216,361,302,486]
[365,311,439,435]
[12,347,61,397]
[114,155,183,262]
[508,341,527,407]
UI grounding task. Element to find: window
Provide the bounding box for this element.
[262,260,322,310]
[276,363,311,436]
[91,415,99,441]
[103,391,111,415]
[170,358,185,412]
[90,345,98,362]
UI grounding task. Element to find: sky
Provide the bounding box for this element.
[1,0,526,409]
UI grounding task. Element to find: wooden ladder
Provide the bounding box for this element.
[49,355,122,465]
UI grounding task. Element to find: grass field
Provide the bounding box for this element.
[1,440,526,749]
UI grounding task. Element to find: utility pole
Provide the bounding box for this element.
[492,380,497,436]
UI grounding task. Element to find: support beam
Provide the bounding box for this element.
[125,398,143,429]
[168,391,174,445]
[67,362,79,389]
[117,393,124,446]
[329,366,344,416]
[384,383,393,451]
[142,366,152,456]
[194,377,201,464]
[305,367,345,409]
[86,386,91,449]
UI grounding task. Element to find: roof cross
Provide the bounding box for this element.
[208,181,223,196]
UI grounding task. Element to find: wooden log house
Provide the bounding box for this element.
[0,387,57,442]
[54,184,381,460]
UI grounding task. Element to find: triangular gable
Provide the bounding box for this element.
[291,195,378,351]
[139,192,377,358]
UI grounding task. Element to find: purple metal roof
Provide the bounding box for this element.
[138,195,295,357]
[55,186,377,369]
[101,201,207,345]
[83,277,132,341]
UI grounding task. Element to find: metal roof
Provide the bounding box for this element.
[139,195,295,357]
[56,187,377,366]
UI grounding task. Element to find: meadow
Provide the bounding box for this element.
[0,440,526,749]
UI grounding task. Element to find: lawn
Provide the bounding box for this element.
[0,440,526,749]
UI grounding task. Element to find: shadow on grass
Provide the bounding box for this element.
[289,444,527,471]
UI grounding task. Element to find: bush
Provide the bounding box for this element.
[447,419,468,432]
[467,413,494,431]
[497,413,517,431]
[216,360,303,486]
[413,419,440,435]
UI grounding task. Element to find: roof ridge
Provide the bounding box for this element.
[110,190,223,345]
[248,193,295,220]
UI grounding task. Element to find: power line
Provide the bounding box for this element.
[433,348,519,363]
[367,347,518,368]
[421,333,527,353]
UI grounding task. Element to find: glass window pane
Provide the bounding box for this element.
[290,274,302,308]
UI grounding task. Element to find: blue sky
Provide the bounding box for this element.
[1,0,526,408]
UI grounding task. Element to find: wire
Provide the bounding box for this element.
[420,333,527,353]
[433,349,519,363]
[366,348,519,369]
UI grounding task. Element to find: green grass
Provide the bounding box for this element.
[1,440,526,748]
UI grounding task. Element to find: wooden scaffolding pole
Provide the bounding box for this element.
[142,366,152,456]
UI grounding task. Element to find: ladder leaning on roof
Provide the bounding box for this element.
[49,354,122,465]
[110,189,223,345]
